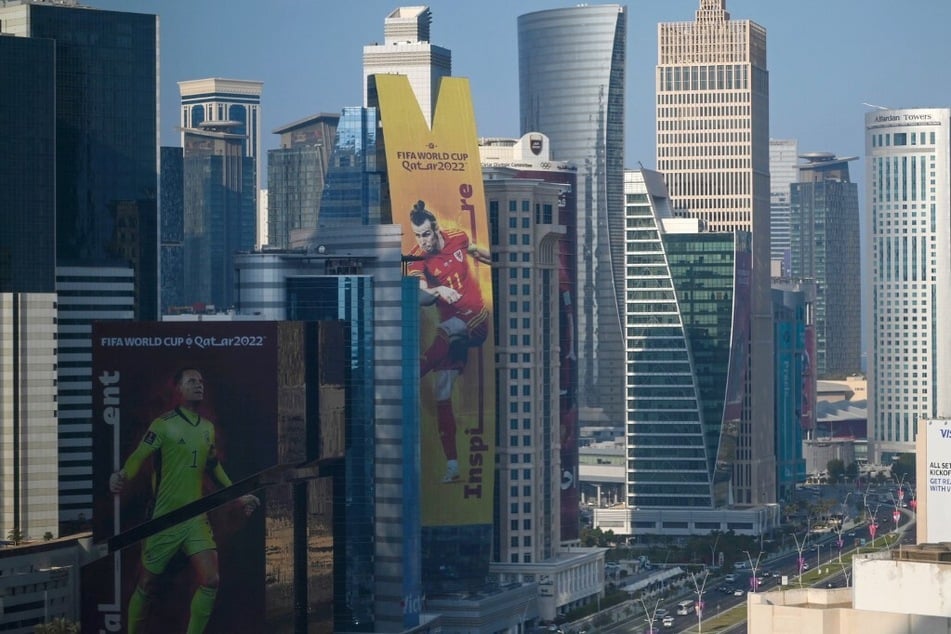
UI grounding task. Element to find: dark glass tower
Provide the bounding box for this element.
[790,153,861,377]
[0,2,159,318]
[160,146,185,313]
[0,35,55,292]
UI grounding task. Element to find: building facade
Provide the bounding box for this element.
[0,293,59,541]
[864,108,951,460]
[266,113,339,248]
[362,6,451,128]
[769,139,799,275]
[179,77,263,191]
[772,283,809,500]
[790,153,861,378]
[182,125,257,310]
[518,4,627,426]
[657,0,775,505]
[160,146,185,313]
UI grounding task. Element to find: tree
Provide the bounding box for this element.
[7,527,23,545]
[826,459,845,484]
[844,461,859,481]
[891,453,916,485]
[43,531,54,541]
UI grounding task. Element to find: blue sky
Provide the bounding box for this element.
[93,0,951,175]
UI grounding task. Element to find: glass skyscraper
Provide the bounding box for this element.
[865,108,951,460]
[657,0,775,505]
[789,153,861,378]
[770,139,799,273]
[518,4,627,425]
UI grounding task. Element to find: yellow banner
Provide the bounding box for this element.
[376,74,496,527]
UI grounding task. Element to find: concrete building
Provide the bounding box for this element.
[179,78,264,191]
[865,108,951,461]
[362,6,450,128]
[769,139,799,274]
[790,153,861,378]
[0,294,59,541]
[657,0,775,506]
[518,4,627,427]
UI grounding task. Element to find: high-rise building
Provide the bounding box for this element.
[772,282,810,500]
[518,4,627,426]
[362,6,451,127]
[770,139,799,274]
[266,113,339,248]
[790,152,861,378]
[179,78,264,191]
[0,293,59,541]
[0,0,159,320]
[160,146,185,313]
[317,107,388,228]
[865,107,951,460]
[182,124,257,309]
[0,34,55,294]
[0,1,158,531]
[657,0,775,504]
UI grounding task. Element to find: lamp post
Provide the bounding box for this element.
[689,570,710,634]
[743,550,764,593]
[639,597,660,634]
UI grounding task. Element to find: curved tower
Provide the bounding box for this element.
[518,5,627,424]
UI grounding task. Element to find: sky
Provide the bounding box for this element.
[90,0,951,176]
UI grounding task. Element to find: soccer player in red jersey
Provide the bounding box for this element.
[110,368,259,634]
[407,201,491,483]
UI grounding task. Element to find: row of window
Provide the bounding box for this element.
[870,131,937,147]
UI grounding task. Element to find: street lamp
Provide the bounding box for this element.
[639,597,660,634]
[743,550,764,593]
[689,570,710,634]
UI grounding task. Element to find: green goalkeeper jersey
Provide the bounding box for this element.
[123,407,225,519]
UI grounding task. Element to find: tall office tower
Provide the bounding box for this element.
[160,146,185,313]
[182,124,257,309]
[0,293,59,541]
[56,266,135,527]
[266,113,339,248]
[772,283,809,501]
[0,34,55,293]
[317,107,387,227]
[0,0,159,319]
[623,169,749,511]
[0,2,158,531]
[179,78,264,191]
[234,225,420,632]
[770,139,799,275]
[657,0,775,504]
[479,133,581,546]
[865,108,951,461]
[790,152,861,378]
[518,5,627,426]
[362,6,451,127]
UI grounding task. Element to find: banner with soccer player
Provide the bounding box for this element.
[375,74,496,529]
[85,321,278,634]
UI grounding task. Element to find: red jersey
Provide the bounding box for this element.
[408,228,488,327]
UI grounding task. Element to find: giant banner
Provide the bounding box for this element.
[375,74,496,529]
[86,322,278,633]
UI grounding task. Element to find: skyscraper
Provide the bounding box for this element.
[266,113,339,248]
[657,0,774,504]
[770,139,799,274]
[0,0,158,530]
[179,78,264,192]
[362,6,451,127]
[182,124,257,309]
[790,152,861,378]
[518,4,627,426]
[865,107,951,460]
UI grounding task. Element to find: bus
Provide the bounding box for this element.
[676,599,695,615]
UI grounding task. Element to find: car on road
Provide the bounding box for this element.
[724,573,736,582]
[662,615,675,628]
[654,608,669,618]
[734,588,745,597]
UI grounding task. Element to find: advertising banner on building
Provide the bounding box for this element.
[375,74,496,529]
[925,419,951,542]
[801,325,817,431]
[85,321,278,633]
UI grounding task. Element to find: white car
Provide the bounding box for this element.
[733,588,745,596]
[662,615,675,628]
[654,608,669,618]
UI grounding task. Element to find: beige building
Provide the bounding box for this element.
[748,545,951,633]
